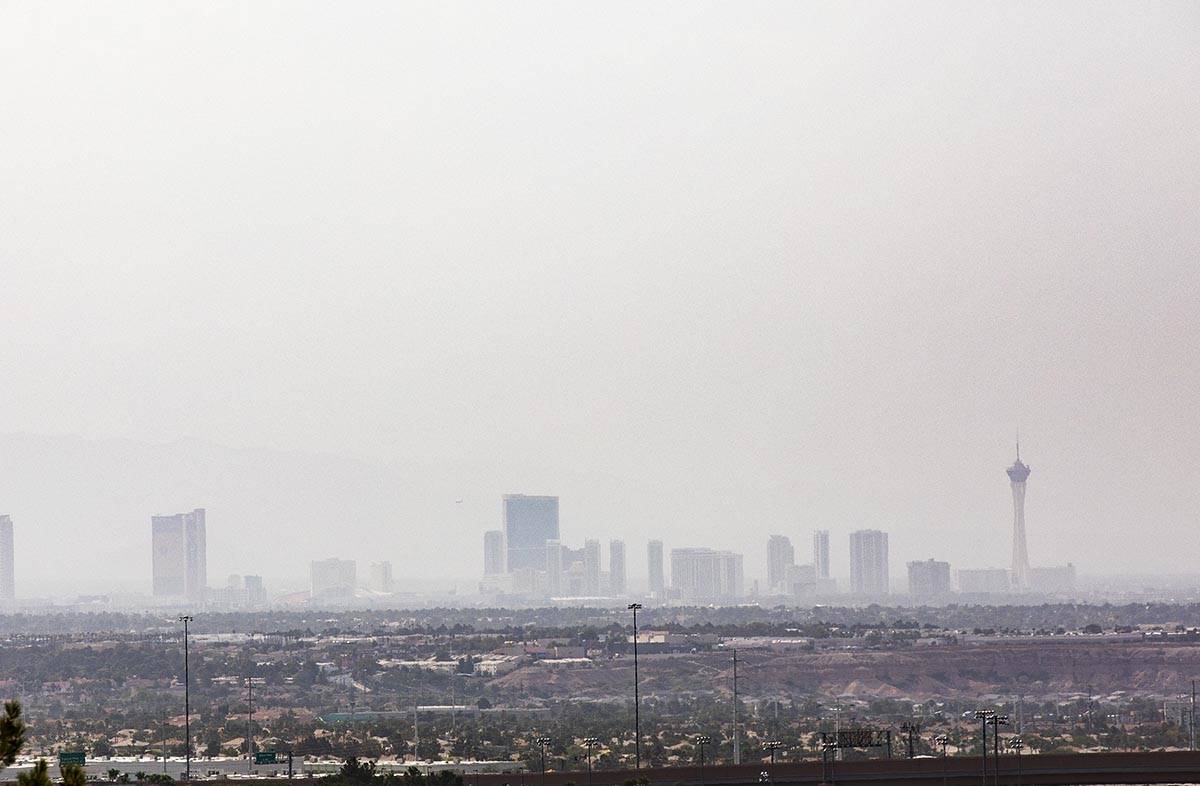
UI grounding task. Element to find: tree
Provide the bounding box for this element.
[107,769,121,781]
[61,763,87,786]
[17,760,53,786]
[338,756,377,784]
[1,700,26,767]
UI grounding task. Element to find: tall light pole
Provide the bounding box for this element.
[582,737,599,786]
[972,710,992,786]
[628,602,642,769]
[732,649,741,765]
[178,615,193,781]
[247,672,254,774]
[821,742,836,786]
[989,714,1009,786]
[900,722,920,759]
[536,737,551,786]
[988,715,1008,786]
[695,735,711,786]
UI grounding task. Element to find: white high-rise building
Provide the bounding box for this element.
[813,530,830,580]
[151,508,207,602]
[609,539,627,596]
[766,535,795,594]
[1007,444,1032,591]
[848,529,889,596]
[647,540,665,597]
[0,515,13,601]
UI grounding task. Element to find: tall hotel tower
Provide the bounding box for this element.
[1006,443,1032,590]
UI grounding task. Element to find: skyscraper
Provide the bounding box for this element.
[609,539,627,596]
[483,530,505,575]
[813,530,830,580]
[369,561,394,593]
[151,508,207,602]
[583,539,601,595]
[0,515,13,601]
[1007,443,1032,591]
[545,540,563,596]
[647,540,665,597]
[848,529,889,595]
[502,494,559,573]
[766,535,795,595]
[310,558,356,599]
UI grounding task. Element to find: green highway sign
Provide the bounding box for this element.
[254,752,277,765]
[59,752,86,766]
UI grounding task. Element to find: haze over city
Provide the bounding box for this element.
[2,2,1198,596]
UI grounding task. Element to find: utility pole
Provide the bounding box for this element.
[732,649,741,765]
[179,616,193,782]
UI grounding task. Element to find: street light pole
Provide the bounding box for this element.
[178,615,193,782]
[628,603,643,770]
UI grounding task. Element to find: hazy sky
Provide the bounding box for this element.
[1,2,1198,591]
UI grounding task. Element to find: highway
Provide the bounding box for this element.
[4,751,1200,786]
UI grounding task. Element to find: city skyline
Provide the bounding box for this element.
[0,441,1097,604]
